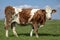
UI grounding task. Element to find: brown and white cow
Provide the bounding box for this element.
[4,6,56,38]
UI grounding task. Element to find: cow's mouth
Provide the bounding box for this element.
[48,18,51,20]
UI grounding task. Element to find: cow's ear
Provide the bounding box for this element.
[52,9,56,13]
[42,10,46,14]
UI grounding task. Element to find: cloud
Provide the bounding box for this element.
[15,4,40,8]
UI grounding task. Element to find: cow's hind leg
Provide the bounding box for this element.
[4,18,9,37]
[5,24,9,37]
[11,22,18,37]
[5,27,9,37]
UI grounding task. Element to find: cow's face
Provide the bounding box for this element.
[45,6,56,20]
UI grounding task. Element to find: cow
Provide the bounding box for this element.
[4,6,56,38]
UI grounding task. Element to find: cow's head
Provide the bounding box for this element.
[45,6,56,20]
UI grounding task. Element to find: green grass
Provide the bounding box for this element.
[0,20,60,40]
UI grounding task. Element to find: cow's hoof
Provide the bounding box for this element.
[16,35,18,37]
[30,33,32,37]
[36,35,39,38]
[6,36,8,38]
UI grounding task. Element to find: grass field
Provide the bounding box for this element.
[0,20,60,40]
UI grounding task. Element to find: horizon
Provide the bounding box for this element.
[0,0,60,20]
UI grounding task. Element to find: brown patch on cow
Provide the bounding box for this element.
[31,9,46,25]
[19,8,32,24]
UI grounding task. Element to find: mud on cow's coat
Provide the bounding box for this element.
[4,6,56,38]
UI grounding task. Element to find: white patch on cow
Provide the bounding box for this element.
[12,14,20,24]
[6,30,8,37]
[45,6,52,19]
[30,9,40,16]
[40,25,44,27]
[13,7,22,14]
[28,9,40,22]
[13,7,22,19]
[30,29,34,37]
[13,27,18,37]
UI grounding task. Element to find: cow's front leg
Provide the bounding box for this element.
[11,22,18,37]
[30,26,34,37]
[32,22,39,38]
[12,27,18,37]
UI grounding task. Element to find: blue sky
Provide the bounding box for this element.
[0,0,60,19]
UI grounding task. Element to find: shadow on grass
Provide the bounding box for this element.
[10,33,60,37]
